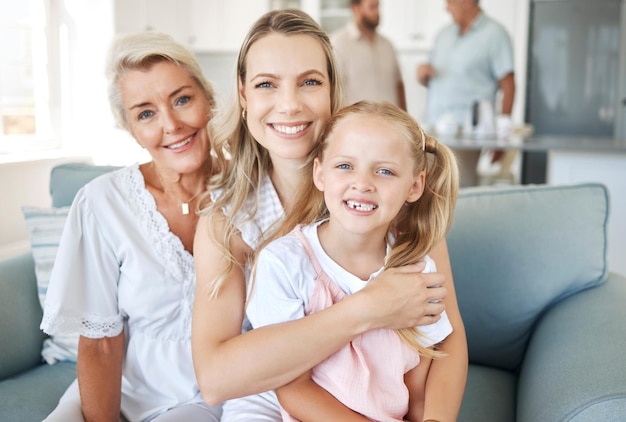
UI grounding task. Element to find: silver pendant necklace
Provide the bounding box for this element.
[179,190,203,215]
[153,164,204,215]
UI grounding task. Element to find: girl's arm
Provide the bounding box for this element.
[421,239,469,422]
[404,356,433,422]
[192,214,449,404]
[77,332,125,422]
[276,372,371,422]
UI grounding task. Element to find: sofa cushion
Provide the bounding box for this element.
[22,205,78,364]
[448,183,608,371]
[50,162,121,208]
[0,360,76,422]
[459,365,517,421]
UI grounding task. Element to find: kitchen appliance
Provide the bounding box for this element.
[463,100,496,138]
[523,0,626,183]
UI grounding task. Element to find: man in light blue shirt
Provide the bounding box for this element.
[418,0,515,126]
[417,0,516,185]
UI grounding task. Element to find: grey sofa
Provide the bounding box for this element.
[1,163,625,421]
[450,183,626,421]
[0,163,118,421]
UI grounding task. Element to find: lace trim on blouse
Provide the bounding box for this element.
[124,164,196,338]
[42,165,196,339]
[41,312,124,339]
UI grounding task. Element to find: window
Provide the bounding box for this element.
[0,0,57,153]
[0,0,139,165]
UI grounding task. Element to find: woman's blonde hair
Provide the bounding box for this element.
[199,9,343,298]
[105,31,216,132]
[264,100,459,357]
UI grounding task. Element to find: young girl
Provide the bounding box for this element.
[191,9,467,421]
[246,101,460,422]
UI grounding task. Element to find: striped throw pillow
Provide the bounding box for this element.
[21,206,78,364]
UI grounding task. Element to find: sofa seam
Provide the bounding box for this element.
[563,393,626,421]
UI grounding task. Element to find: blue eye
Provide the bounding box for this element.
[304,78,322,86]
[138,110,154,120]
[337,163,352,170]
[176,95,191,106]
[377,168,393,176]
[256,81,272,89]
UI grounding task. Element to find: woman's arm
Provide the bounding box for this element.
[77,332,125,422]
[192,215,449,404]
[277,372,371,422]
[421,239,469,422]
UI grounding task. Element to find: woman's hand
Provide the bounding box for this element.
[357,262,447,331]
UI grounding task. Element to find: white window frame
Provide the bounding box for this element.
[0,0,138,165]
[0,1,61,153]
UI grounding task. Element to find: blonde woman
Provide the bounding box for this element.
[41,32,222,421]
[192,9,467,421]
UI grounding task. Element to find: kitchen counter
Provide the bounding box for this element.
[437,134,626,153]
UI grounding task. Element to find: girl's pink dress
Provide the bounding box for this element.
[281,228,422,422]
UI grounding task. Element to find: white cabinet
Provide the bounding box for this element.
[190,0,269,52]
[113,0,520,53]
[114,0,195,47]
[379,0,450,51]
[114,0,269,52]
[295,0,350,33]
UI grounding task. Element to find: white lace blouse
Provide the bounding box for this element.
[41,164,203,421]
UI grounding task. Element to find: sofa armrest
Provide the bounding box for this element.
[0,252,46,380]
[517,273,626,421]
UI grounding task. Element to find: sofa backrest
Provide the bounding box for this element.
[0,253,44,379]
[447,183,608,372]
[50,162,121,207]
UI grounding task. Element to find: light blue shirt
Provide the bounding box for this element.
[425,12,514,125]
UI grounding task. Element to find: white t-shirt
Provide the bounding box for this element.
[247,221,452,347]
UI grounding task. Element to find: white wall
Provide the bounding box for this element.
[548,152,626,277]
[0,156,91,258]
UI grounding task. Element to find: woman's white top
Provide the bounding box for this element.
[41,164,204,422]
[211,171,285,250]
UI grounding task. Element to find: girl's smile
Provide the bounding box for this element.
[314,114,424,241]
